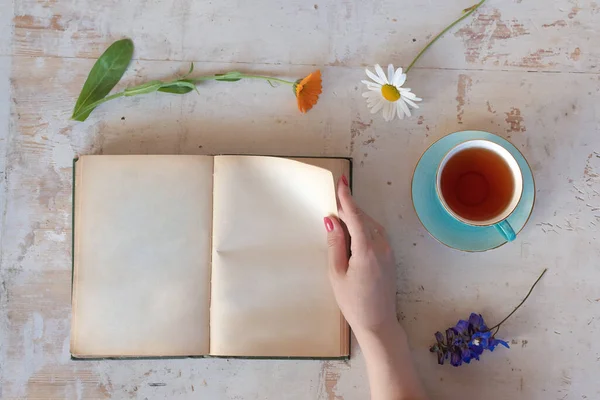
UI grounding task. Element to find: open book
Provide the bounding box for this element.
[71,155,351,359]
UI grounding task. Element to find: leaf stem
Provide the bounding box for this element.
[72,91,125,120]
[405,0,487,74]
[72,73,295,120]
[486,268,548,333]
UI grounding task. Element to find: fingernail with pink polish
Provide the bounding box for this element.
[324,217,334,232]
[341,175,349,187]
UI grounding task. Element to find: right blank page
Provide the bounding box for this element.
[210,156,348,357]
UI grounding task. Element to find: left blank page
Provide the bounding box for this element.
[71,155,213,357]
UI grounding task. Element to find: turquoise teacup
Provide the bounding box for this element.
[435,139,524,242]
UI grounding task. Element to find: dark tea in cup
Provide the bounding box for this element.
[436,140,523,226]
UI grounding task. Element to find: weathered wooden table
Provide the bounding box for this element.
[1,0,599,398]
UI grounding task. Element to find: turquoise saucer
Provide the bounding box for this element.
[411,131,535,252]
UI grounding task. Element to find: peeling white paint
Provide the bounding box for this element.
[44,230,67,242]
[52,139,75,170]
[32,312,44,340]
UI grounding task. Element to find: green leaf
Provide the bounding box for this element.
[72,38,134,121]
[214,71,243,82]
[123,80,163,96]
[158,86,194,94]
[157,80,197,94]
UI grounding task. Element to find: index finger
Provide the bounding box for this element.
[336,177,368,247]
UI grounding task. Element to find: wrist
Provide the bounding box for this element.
[355,321,428,400]
[354,319,407,353]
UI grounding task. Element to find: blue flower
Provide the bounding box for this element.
[461,347,475,364]
[450,349,463,367]
[446,328,460,346]
[429,313,510,367]
[454,319,469,335]
[435,331,444,344]
[468,313,488,332]
[429,269,547,367]
[468,331,491,357]
[488,337,510,351]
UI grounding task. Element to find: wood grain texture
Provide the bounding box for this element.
[1,0,600,399]
[10,0,600,72]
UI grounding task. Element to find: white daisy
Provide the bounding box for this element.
[362,64,422,122]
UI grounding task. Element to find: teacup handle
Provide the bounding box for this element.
[495,219,516,242]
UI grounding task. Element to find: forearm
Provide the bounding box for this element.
[357,322,428,400]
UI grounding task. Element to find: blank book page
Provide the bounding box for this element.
[210,156,344,357]
[71,155,213,357]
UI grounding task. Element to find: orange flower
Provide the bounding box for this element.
[294,70,322,113]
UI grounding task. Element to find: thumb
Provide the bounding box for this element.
[324,216,349,277]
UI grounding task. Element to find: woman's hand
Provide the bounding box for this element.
[324,176,428,400]
[324,176,398,340]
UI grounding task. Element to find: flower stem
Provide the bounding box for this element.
[239,75,295,85]
[405,0,487,74]
[190,74,294,85]
[486,268,548,334]
[73,73,295,120]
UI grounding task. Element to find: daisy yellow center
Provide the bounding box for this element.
[381,84,400,102]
